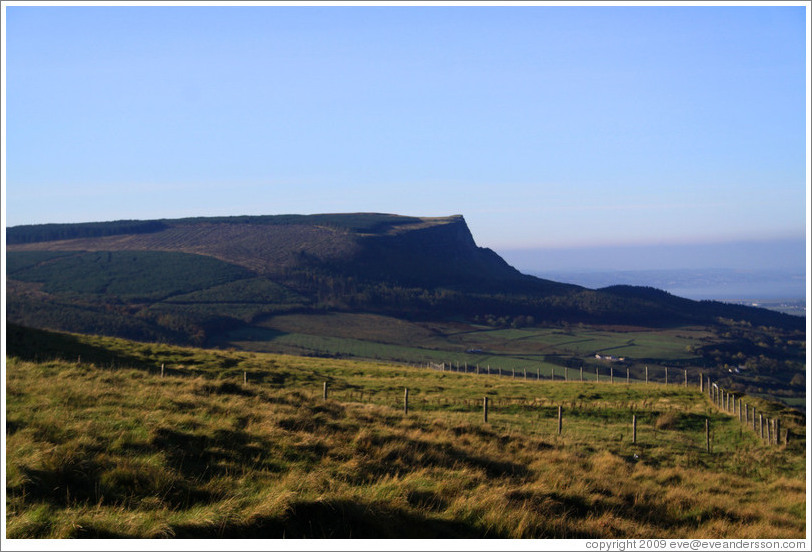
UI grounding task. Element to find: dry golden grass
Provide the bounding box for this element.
[5,336,806,539]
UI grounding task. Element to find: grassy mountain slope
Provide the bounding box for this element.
[8,214,569,294]
[5,325,805,539]
[8,220,360,276]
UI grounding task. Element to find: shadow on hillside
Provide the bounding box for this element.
[6,323,155,370]
[148,426,287,480]
[74,496,639,538]
[173,498,504,539]
[72,499,493,538]
[279,413,531,481]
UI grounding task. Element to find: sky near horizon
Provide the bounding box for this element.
[3,2,809,254]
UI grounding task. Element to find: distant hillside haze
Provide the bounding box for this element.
[5,213,804,349]
[529,268,806,303]
[499,237,806,273]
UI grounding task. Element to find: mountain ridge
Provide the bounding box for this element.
[7,213,578,294]
[6,213,804,341]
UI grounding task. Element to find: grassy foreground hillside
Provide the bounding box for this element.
[5,327,805,539]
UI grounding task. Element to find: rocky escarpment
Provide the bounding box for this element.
[336,215,574,294]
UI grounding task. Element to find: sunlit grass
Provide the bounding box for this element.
[5,331,806,539]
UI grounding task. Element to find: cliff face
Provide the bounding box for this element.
[320,215,559,292]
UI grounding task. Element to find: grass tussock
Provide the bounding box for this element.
[5,331,806,539]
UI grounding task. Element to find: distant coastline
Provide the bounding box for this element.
[528,268,806,317]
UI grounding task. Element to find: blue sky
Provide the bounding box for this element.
[3,3,809,256]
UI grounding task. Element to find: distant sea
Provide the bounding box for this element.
[529,268,806,316]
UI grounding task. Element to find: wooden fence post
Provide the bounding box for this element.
[665,366,668,385]
[244,371,247,385]
[161,363,164,378]
[775,418,781,446]
[596,367,599,382]
[632,414,637,444]
[759,414,764,440]
[700,372,704,392]
[537,368,540,381]
[558,405,562,435]
[524,369,527,380]
[705,418,711,453]
[551,367,555,381]
[610,367,614,384]
[512,368,515,379]
[580,366,583,382]
[626,368,630,384]
[323,381,328,400]
[684,369,687,387]
[565,367,569,381]
[483,396,489,423]
[404,388,409,415]
[645,365,648,384]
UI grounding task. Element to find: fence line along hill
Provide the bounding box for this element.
[6,325,805,539]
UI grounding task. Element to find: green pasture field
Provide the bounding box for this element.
[454,326,708,360]
[219,326,577,378]
[231,314,708,378]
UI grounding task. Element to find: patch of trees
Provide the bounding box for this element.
[8,251,253,301]
[471,314,536,328]
[695,320,805,401]
[7,220,167,244]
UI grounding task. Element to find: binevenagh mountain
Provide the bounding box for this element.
[6,213,803,347]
